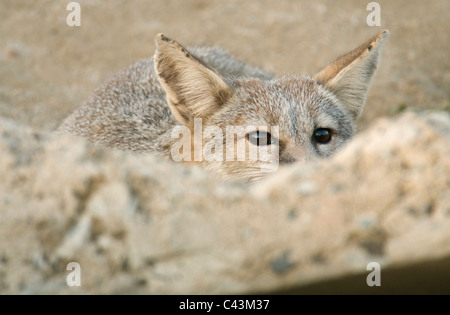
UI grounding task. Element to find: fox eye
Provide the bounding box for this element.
[314,128,332,144]
[247,130,272,146]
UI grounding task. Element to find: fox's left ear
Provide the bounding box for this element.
[314,30,389,120]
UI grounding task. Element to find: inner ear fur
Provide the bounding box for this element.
[314,30,389,120]
[154,34,232,126]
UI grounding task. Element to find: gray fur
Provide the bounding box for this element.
[59,32,388,181]
[59,46,272,155]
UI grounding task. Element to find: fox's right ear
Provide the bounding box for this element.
[154,34,232,126]
[314,30,389,120]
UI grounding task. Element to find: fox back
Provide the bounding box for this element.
[59,31,389,181]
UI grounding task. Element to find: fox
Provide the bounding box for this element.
[59,30,389,181]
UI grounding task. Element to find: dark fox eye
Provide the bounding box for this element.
[314,128,332,144]
[247,130,272,146]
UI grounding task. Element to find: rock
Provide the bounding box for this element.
[0,110,449,294]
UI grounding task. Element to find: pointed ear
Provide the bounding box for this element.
[154,34,232,126]
[314,30,389,120]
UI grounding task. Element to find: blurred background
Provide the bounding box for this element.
[0,0,448,133]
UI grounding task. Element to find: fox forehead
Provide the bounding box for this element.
[214,77,354,141]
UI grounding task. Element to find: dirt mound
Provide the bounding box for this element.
[1,110,449,294]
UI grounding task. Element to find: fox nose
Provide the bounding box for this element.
[280,155,297,164]
[279,141,316,164]
[279,145,301,164]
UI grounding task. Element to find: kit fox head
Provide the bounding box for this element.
[154,31,389,181]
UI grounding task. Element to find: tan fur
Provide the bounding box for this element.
[59,31,389,181]
[315,30,390,120]
[154,34,232,126]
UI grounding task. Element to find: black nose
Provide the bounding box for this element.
[280,156,297,164]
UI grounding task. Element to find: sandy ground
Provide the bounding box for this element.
[0,0,449,133]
